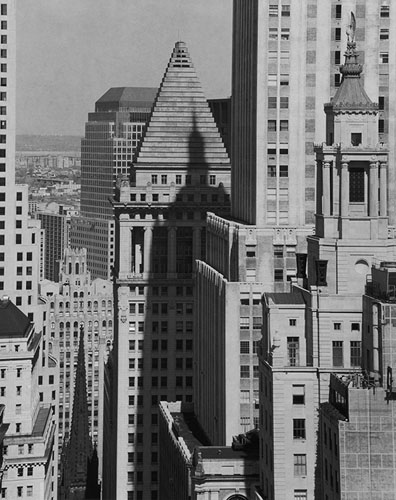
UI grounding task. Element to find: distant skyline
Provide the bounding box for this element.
[16,0,232,136]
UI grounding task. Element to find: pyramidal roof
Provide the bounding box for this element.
[326,40,377,113]
[134,41,229,166]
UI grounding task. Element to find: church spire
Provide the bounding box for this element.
[60,326,99,499]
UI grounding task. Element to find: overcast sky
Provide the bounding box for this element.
[16,0,232,136]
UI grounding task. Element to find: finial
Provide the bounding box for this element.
[346,11,356,43]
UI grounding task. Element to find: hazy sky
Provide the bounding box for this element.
[16,0,232,136]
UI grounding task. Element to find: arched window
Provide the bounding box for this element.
[108,300,112,309]
[73,291,78,298]
[50,302,55,309]
[65,301,70,309]
[87,301,92,312]
[93,301,98,312]
[66,322,70,329]
[102,320,106,327]
[59,302,63,309]
[75,262,79,274]
[79,291,84,297]
[59,322,64,330]
[73,321,79,329]
[68,262,72,274]
[102,300,106,309]
[108,320,112,328]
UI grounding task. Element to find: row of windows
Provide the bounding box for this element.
[1,486,34,498]
[268,165,288,177]
[240,365,259,378]
[268,119,289,132]
[240,340,260,354]
[151,174,217,186]
[129,339,193,351]
[269,4,290,17]
[286,337,361,367]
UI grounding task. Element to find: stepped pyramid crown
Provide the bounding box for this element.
[133,41,229,166]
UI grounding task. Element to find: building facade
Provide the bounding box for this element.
[258,26,396,499]
[70,87,157,279]
[0,298,56,500]
[104,41,231,500]
[39,248,113,485]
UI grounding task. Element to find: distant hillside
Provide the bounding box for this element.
[16,135,82,152]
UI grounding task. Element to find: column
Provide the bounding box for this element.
[323,162,331,216]
[118,217,132,274]
[340,162,349,217]
[369,161,379,217]
[193,226,202,262]
[380,162,387,216]
[167,226,177,274]
[143,226,153,273]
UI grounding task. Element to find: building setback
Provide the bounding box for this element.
[103,40,231,500]
[258,25,396,499]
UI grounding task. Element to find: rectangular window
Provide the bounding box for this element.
[151,174,157,184]
[280,120,288,131]
[294,491,307,500]
[280,97,289,108]
[268,120,276,131]
[280,74,289,86]
[380,52,389,64]
[240,365,250,378]
[294,454,307,476]
[240,317,249,330]
[240,341,250,354]
[268,74,277,86]
[161,174,167,184]
[274,269,283,282]
[209,175,216,185]
[335,28,341,41]
[293,419,306,439]
[379,96,385,110]
[349,168,365,202]
[280,165,288,177]
[281,4,290,16]
[380,5,390,17]
[332,341,343,367]
[268,97,277,108]
[292,385,305,405]
[350,341,361,367]
[269,28,278,40]
[335,50,341,65]
[335,4,342,19]
[334,73,341,87]
[267,165,276,177]
[269,4,278,16]
[281,28,290,40]
[287,337,299,366]
[351,133,362,146]
[379,119,385,134]
[380,28,389,40]
[175,174,182,185]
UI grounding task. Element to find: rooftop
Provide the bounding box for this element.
[265,291,305,305]
[171,409,211,454]
[0,298,32,338]
[32,406,52,436]
[95,87,158,112]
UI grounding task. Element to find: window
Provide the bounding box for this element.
[351,133,362,146]
[379,96,385,110]
[161,174,167,184]
[267,165,276,177]
[200,175,206,185]
[274,269,283,282]
[240,365,250,378]
[292,385,305,405]
[335,4,342,19]
[269,28,278,40]
[27,466,33,476]
[380,5,390,17]
[268,97,277,108]
[289,319,296,326]
[280,97,289,108]
[209,175,216,185]
[335,28,341,41]
[280,165,288,177]
[17,487,23,498]
[253,366,259,378]
[350,341,361,367]
[240,317,249,330]
[349,168,365,202]
[334,73,341,87]
[294,454,307,476]
[240,341,250,354]
[268,74,277,86]
[380,28,389,40]
[280,120,288,131]
[269,4,278,16]
[332,341,343,367]
[351,323,360,331]
[281,4,290,16]
[17,467,23,477]
[287,337,299,366]
[281,28,290,40]
[379,119,385,134]
[175,174,182,185]
[380,52,389,64]
[335,50,341,65]
[185,174,191,185]
[294,491,307,500]
[280,74,289,86]
[268,120,276,132]
[293,419,306,439]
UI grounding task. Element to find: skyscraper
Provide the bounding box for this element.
[70,87,157,279]
[104,41,231,500]
[194,0,396,447]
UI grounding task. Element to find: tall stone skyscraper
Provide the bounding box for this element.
[194,0,396,447]
[70,87,157,279]
[103,41,231,500]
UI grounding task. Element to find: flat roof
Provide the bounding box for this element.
[197,445,259,460]
[170,411,211,453]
